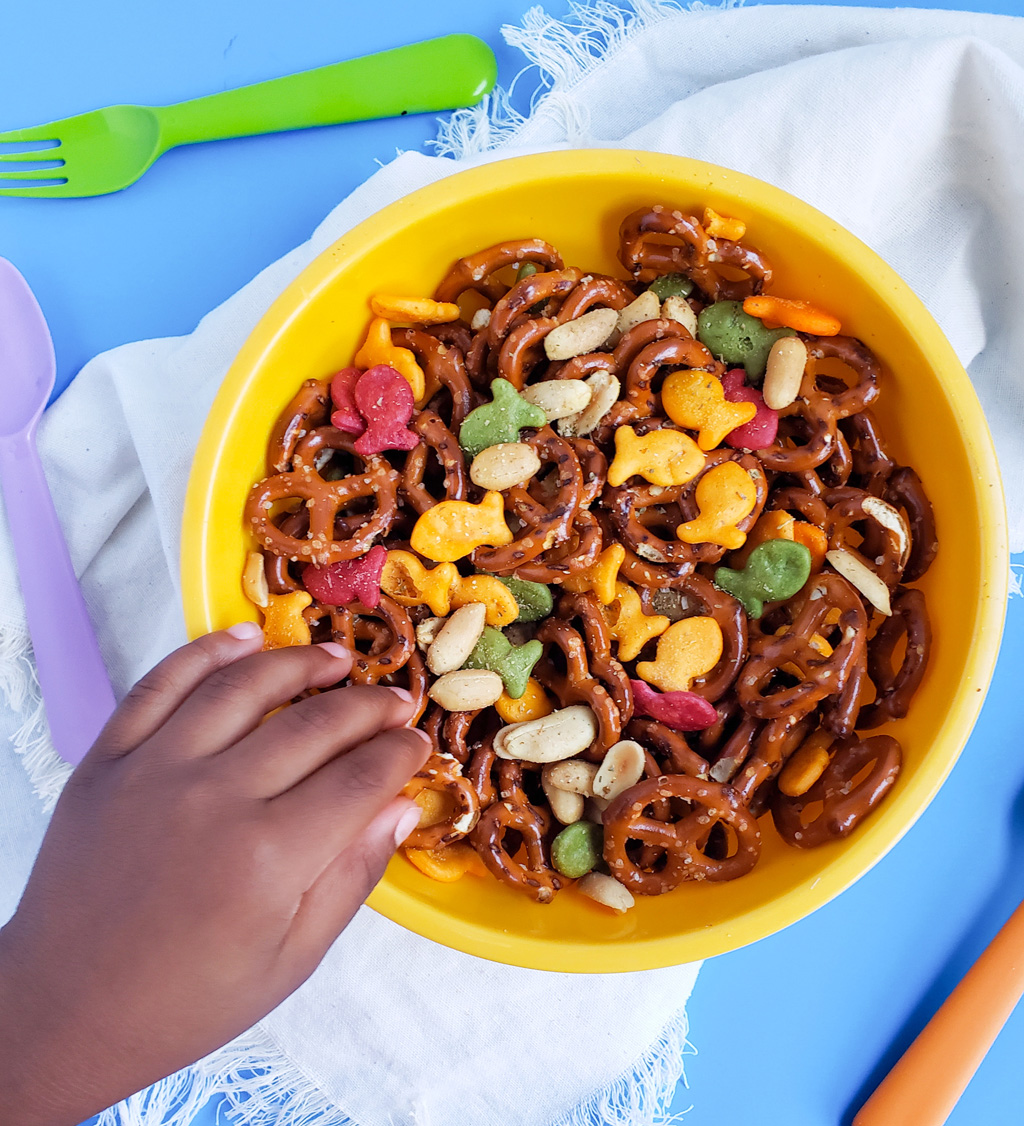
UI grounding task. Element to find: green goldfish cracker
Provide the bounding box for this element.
[551,821,604,879]
[697,300,794,383]
[458,378,547,459]
[493,576,554,622]
[462,626,543,699]
[714,539,812,619]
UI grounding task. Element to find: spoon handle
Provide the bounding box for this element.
[0,427,115,765]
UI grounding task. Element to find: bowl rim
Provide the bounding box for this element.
[181,148,1009,972]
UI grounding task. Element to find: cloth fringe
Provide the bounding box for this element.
[430,0,743,160]
[92,1010,693,1126]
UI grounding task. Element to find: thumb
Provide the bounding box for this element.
[285,797,422,963]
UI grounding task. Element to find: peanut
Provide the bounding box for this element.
[593,739,646,801]
[558,371,621,438]
[428,668,504,711]
[577,872,634,913]
[543,779,585,826]
[661,295,698,337]
[415,616,445,651]
[762,337,808,410]
[543,307,618,361]
[493,705,598,763]
[615,290,661,339]
[542,759,599,797]
[825,549,892,616]
[469,442,542,492]
[520,379,592,422]
[426,602,487,675]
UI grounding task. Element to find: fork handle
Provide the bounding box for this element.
[155,34,495,150]
[0,428,116,766]
[853,896,1024,1126]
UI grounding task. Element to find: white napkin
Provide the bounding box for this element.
[2,4,1023,1125]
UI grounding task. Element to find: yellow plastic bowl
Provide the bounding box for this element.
[182,150,1007,972]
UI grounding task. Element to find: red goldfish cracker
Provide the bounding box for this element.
[743,295,841,337]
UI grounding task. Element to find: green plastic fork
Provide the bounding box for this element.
[0,34,495,199]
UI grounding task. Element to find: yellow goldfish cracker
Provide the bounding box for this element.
[792,521,829,573]
[607,426,706,488]
[380,551,459,616]
[404,842,488,882]
[410,492,513,563]
[702,206,746,242]
[607,581,670,662]
[561,543,625,605]
[354,316,426,404]
[676,462,758,550]
[495,678,553,724]
[261,591,313,651]
[412,787,452,828]
[635,616,723,694]
[661,369,756,451]
[777,730,836,798]
[370,294,461,325]
[450,574,519,628]
[241,550,269,608]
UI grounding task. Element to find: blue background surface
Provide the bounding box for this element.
[2,1,1021,1123]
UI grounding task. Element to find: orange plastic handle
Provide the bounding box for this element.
[853,898,1024,1126]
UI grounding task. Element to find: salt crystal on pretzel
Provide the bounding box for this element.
[301,544,387,608]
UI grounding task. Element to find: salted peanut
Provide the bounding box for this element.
[416,616,445,651]
[661,295,698,337]
[469,442,542,492]
[543,307,619,361]
[542,774,585,825]
[493,705,598,763]
[778,730,835,797]
[593,739,646,801]
[543,759,599,797]
[520,379,592,422]
[558,371,621,437]
[615,290,661,338]
[428,668,504,711]
[470,308,492,331]
[578,872,635,914]
[826,549,892,616]
[242,551,269,608]
[762,337,808,410]
[426,602,487,675]
[862,496,911,566]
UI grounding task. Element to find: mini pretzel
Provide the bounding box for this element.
[842,410,895,493]
[513,510,603,583]
[391,326,476,430]
[730,715,815,807]
[622,337,719,421]
[246,461,400,566]
[400,410,469,514]
[470,778,561,903]
[603,774,761,892]
[487,268,584,347]
[858,587,931,728]
[556,590,634,724]
[772,734,901,847]
[885,466,937,582]
[626,716,710,779]
[735,572,867,722]
[825,486,909,588]
[324,594,415,683]
[402,753,481,849]
[435,239,564,305]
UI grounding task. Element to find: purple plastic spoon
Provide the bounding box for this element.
[0,258,115,765]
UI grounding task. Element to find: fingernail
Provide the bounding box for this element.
[389,687,414,704]
[394,804,423,847]
[226,621,262,641]
[318,642,351,660]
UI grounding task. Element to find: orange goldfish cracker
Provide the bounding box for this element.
[743,295,841,337]
[635,616,723,693]
[607,581,670,662]
[404,842,488,882]
[354,316,427,403]
[495,678,553,724]
[561,543,625,605]
[792,522,828,572]
[412,787,452,827]
[370,294,460,325]
[607,426,705,488]
[409,492,513,563]
[380,551,459,616]
[261,591,313,650]
[450,575,519,628]
[661,369,756,451]
[729,510,795,569]
[702,206,746,241]
[676,462,758,550]
[777,730,835,797]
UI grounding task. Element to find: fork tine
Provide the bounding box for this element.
[0,182,73,199]
[0,149,64,165]
[0,168,67,183]
[0,123,61,146]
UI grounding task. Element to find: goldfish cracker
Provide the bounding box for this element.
[351,365,419,457]
[661,369,756,451]
[463,627,543,699]
[561,543,625,605]
[450,575,519,628]
[495,678,553,724]
[369,294,460,325]
[630,679,718,731]
[792,521,828,572]
[714,540,812,619]
[730,510,796,569]
[635,617,723,694]
[702,207,746,241]
[676,461,758,550]
[380,551,459,616]
[404,842,488,882]
[607,426,705,487]
[354,316,426,404]
[261,591,313,651]
[606,581,669,662]
[410,492,513,564]
[696,300,794,381]
[301,544,387,608]
[458,378,547,458]
[743,295,841,337]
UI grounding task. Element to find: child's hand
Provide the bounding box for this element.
[0,624,430,1126]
